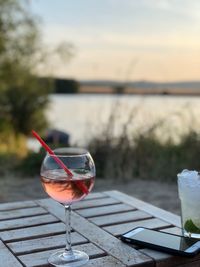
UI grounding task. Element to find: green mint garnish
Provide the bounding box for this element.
[184,219,200,234]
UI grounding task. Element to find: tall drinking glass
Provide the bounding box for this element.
[40,147,95,267]
[178,169,200,238]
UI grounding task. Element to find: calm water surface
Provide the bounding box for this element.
[29,94,200,149]
[47,94,200,144]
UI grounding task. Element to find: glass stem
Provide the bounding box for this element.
[64,205,73,255]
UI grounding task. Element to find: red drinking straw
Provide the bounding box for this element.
[32,130,89,194]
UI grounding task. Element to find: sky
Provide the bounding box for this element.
[30,0,200,82]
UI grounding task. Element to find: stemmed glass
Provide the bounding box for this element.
[40,147,95,267]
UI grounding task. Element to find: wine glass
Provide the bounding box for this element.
[40,147,95,267]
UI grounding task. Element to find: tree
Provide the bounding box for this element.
[54,78,79,94]
[0,0,73,152]
[0,0,49,136]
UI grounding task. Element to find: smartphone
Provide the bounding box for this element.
[121,227,200,257]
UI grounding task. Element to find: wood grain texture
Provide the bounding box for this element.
[86,256,127,267]
[0,214,59,231]
[76,203,136,218]
[0,200,37,211]
[105,190,181,227]
[0,240,22,267]
[104,218,171,236]
[89,210,152,226]
[8,232,88,255]
[161,226,182,235]
[84,192,107,200]
[0,191,193,267]
[19,243,106,267]
[73,197,121,210]
[0,207,47,220]
[36,198,154,267]
[0,222,65,242]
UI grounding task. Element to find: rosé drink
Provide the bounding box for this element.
[39,147,95,267]
[41,169,95,204]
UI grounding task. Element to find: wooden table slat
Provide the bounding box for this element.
[0,222,65,242]
[73,197,121,210]
[76,203,136,218]
[0,240,23,267]
[0,207,48,221]
[161,226,182,235]
[0,190,191,267]
[83,192,107,200]
[89,210,152,227]
[8,232,88,255]
[86,256,127,267]
[105,190,181,227]
[0,200,37,211]
[19,243,106,267]
[0,214,59,231]
[36,198,153,267]
[104,217,171,236]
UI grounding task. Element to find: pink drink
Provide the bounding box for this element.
[41,169,95,204]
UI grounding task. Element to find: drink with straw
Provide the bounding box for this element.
[178,169,200,238]
[32,130,95,267]
[41,169,95,203]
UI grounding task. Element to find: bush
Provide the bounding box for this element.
[54,78,79,94]
[17,149,46,176]
[88,116,200,182]
[0,153,18,176]
[2,127,200,181]
[2,102,200,181]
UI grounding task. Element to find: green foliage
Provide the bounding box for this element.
[40,78,79,94]
[0,76,50,135]
[16,141,71,176]
[2,122,200,179]
[0,0,51,138]
[89,132,200,182]
[17,148,46,176]
[0,0,40,81]
[0,151,19,176]
[184,219,200,234]
[54,78,79,94]
[0,0,74,144]
[88,116,200,182]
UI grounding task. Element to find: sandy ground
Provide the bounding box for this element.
[0,175,181,215]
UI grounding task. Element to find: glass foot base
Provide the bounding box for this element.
[48,249,89,267]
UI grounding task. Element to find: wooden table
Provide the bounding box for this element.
[0,190,199,267]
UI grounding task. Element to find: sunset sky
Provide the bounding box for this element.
[31,0,200,82]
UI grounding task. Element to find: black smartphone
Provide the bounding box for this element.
[121,227,200,257]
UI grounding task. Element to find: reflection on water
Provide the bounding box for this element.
[28,94,200,150]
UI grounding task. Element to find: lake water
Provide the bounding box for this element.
[28,94,200,150]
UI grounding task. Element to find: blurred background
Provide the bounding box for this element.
[1,0,200,214]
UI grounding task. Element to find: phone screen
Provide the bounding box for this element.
[126,228,197,251]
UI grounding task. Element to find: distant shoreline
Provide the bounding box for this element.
[78,85,200,96]
[42,77,200,95]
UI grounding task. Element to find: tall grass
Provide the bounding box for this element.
[88,106,200,182]
[3,103,200,182]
